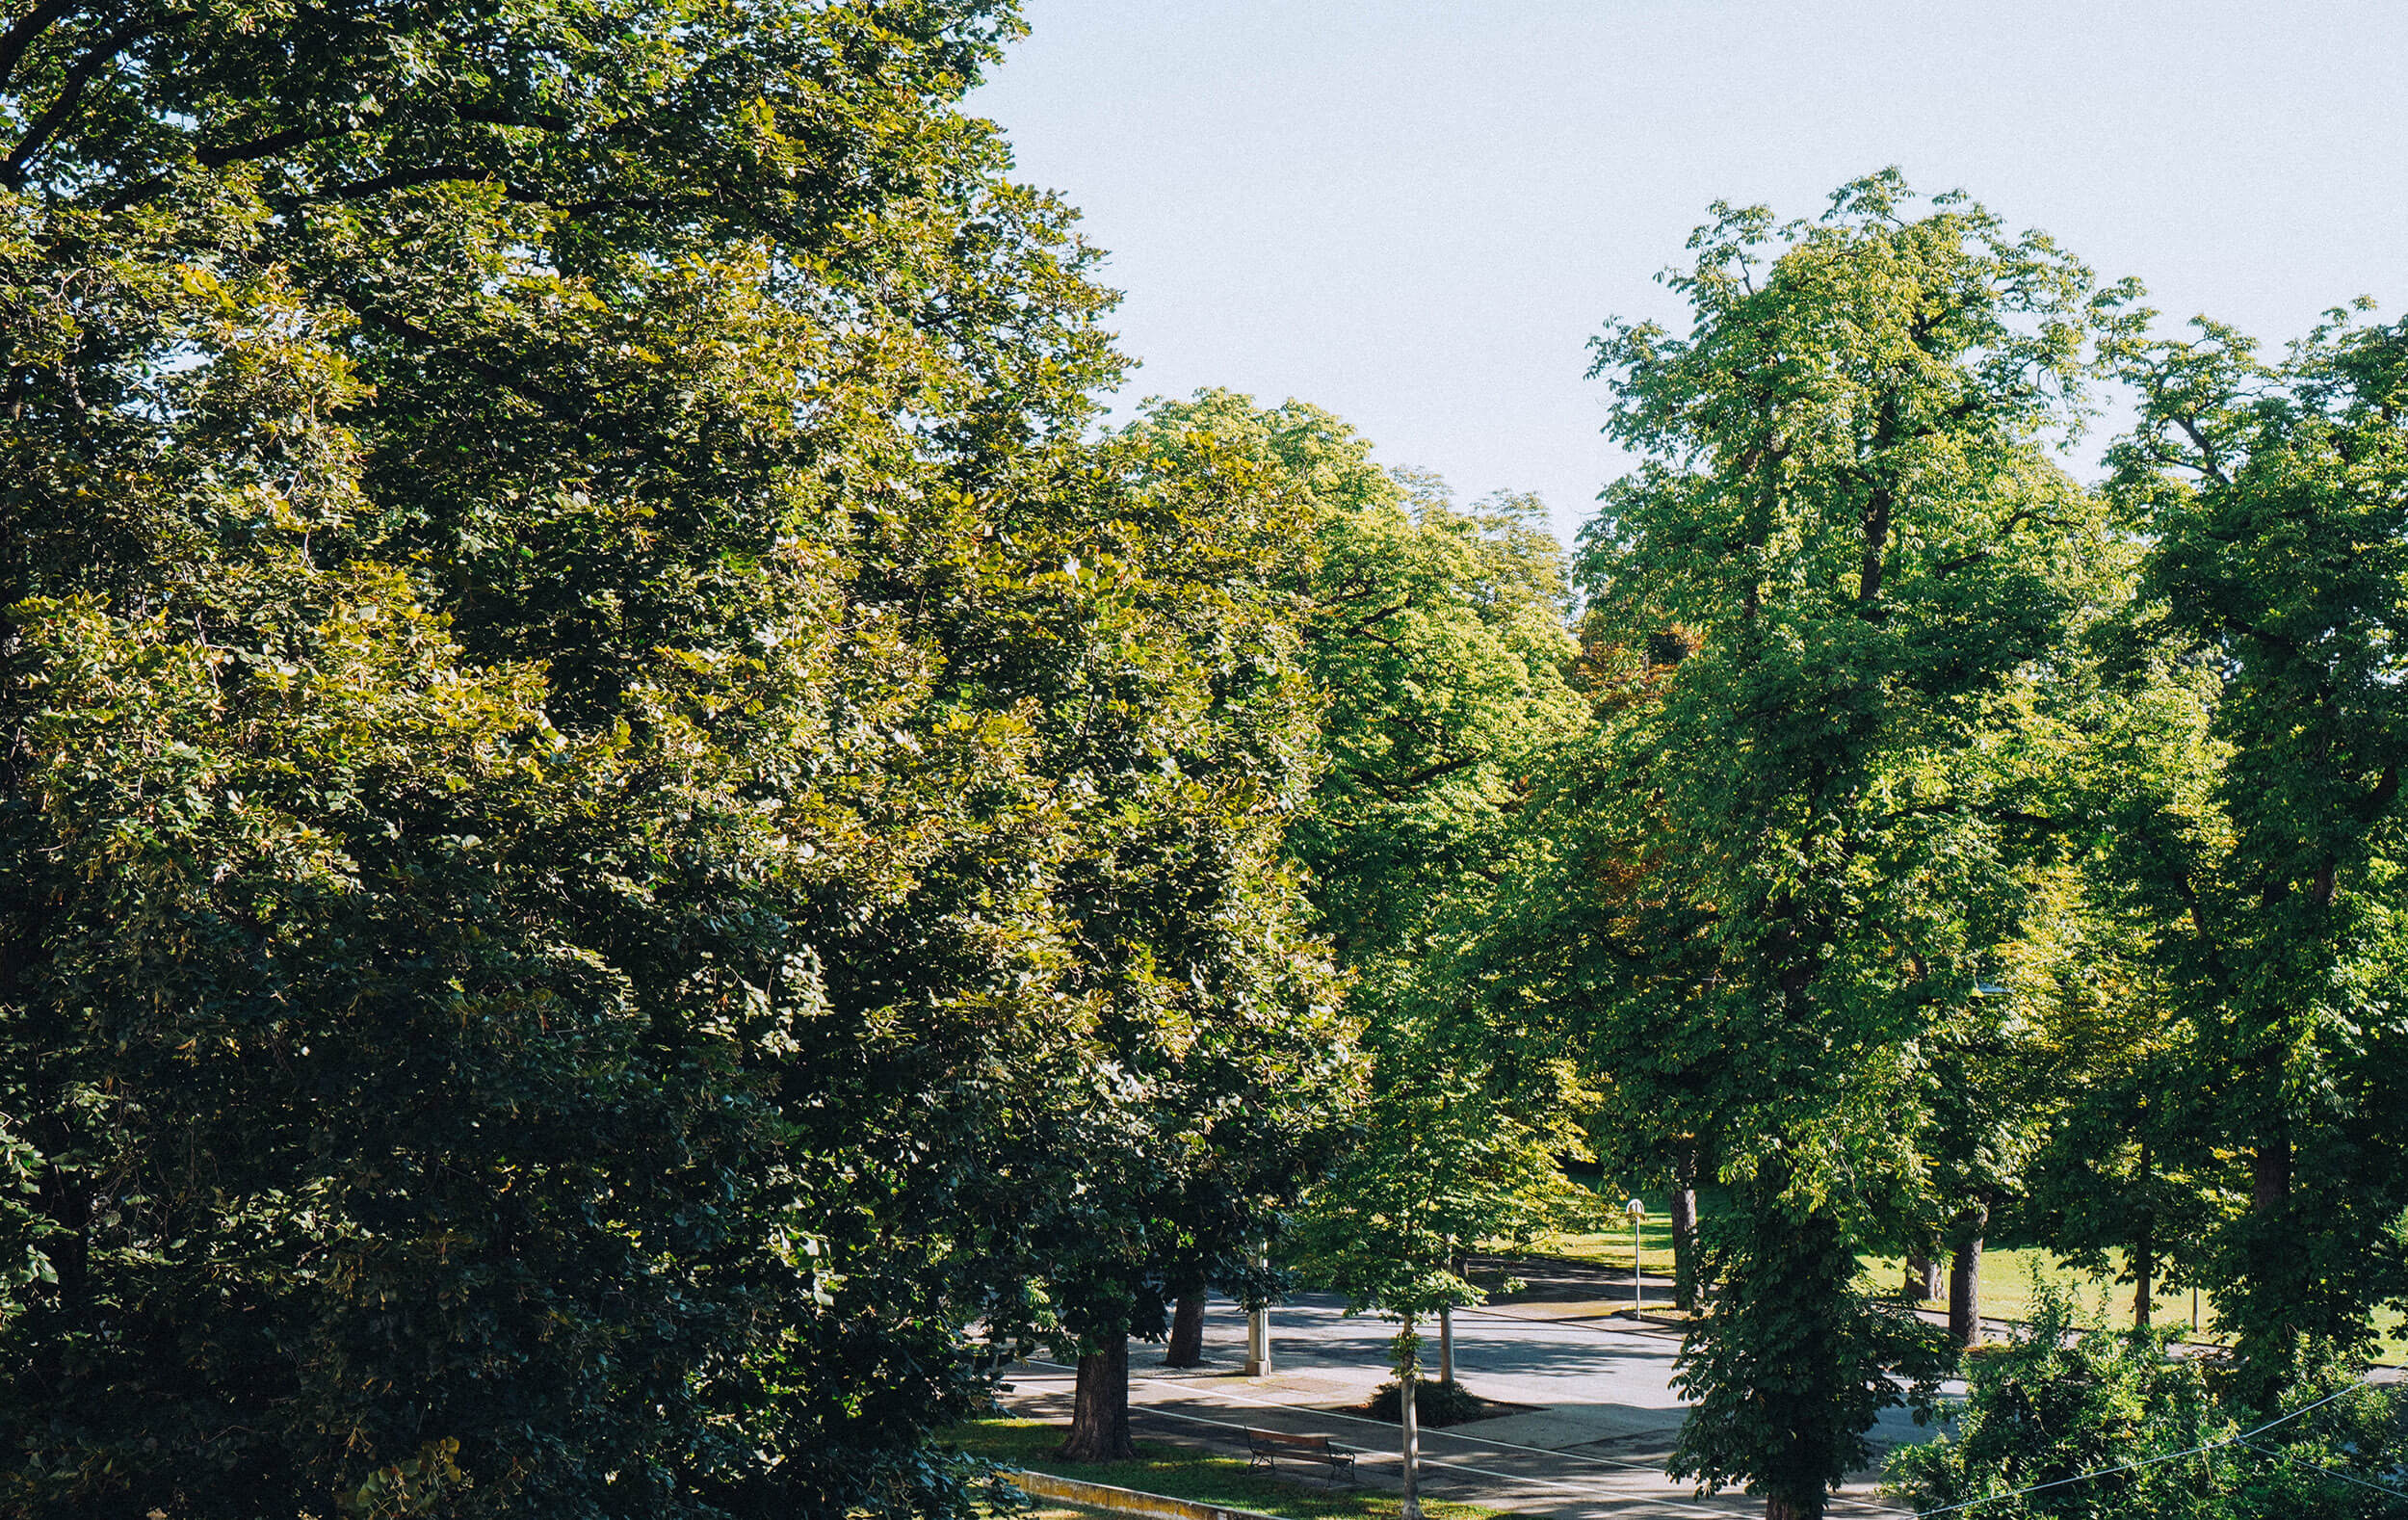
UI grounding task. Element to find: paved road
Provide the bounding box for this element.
[1001,1291,1938,1519]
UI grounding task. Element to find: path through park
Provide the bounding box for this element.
[1002,1277,1938,1519]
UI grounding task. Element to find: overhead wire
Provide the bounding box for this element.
[1909,1376,2391,1516]
[2235,1441,2408,1502]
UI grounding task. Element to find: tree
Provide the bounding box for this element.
[2013,857,2223,1336]
[1121,392,1598,1514]
[1566,172,2132,1518]
[956,426,1357,1464]
[1289,1032,1596,1520]
[1886,1288,2408,1520]
[1115,394,1586,974]
[2098,305,2408,1403]
[0,1,1362,1514]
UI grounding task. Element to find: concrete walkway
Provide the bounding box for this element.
[1001,1291,1935,1519]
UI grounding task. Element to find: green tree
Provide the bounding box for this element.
[1114,394,1587,971]
[1290,1041,1595,1519]
[1447,645,1726,1308]
[1122,392,1596,1517]
[0,2,1346,1515]
[1886,1288,2407,1520]
[955,426,1357,1464]
[2099,305,2408,1402]
[1567,172,2132,1518]
[2013,857,2224,1335]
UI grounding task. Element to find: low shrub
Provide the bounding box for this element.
[1884,1286,2407,1519]
[1366,1378,1491,1428]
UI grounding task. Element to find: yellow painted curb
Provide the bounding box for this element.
[1007,1467,1290,1520]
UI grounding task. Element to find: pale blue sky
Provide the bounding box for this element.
[970,1,2408,549]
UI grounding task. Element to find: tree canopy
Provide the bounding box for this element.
[0,2,1357,1513]
[5,9,2407,1519]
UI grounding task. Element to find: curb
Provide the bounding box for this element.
[1006,1467,1289,1520]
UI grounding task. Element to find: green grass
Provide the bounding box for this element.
[1524,1192,2406,1367]
[1535,1223,1679,1279]
[1854,1245,2406,1366]
[1530,1185,1709,1282]
[1860,1245,2191,1327]
[945,1417,1505,1520]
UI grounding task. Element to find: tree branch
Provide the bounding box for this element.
[196,123,354,168]
[2172,414,2234,488]
[452,104,570,133]
[1338,601,1411,639]
[0,0,79,96]
[1348,750,1487,799]
[1387,751,1487,791]
[348,299,589,425]
[310,162,491,200]
[0,13,177,189]
[109,108,572,213]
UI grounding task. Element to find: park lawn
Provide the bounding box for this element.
[1531,1198,2406,1367]
[1858,1245,2196,1330]
[1542,1192,2200,1328]
[1527,1185,1706,1285]
[944,1416,1505,1520]
[1855,1246,2406,1366]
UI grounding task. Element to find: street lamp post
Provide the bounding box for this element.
[1626,1196,1647,1315]
[1244,1239,1270,1376]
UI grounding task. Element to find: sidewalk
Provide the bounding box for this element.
[999,1294,1922,1520]
[998,1255,2399,1518]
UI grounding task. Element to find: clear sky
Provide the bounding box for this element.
[967,0,2408,550]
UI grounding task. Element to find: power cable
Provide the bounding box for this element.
[2236,1441,2408,1502]
[1909,1377,2382,1516]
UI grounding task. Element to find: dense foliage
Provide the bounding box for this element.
[0,2,1353,1515]
[3,4,2403,1517]
[1469,174,2128,1517]
[1124,393,1599,1333]
[2099,308,2408,1404]
[1457,176,2408,1518]
[1887,1290,2407,1520]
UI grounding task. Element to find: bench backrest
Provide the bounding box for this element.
[1247,1428,1335,1453]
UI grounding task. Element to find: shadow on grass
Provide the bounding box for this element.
[944,1416,1505,1520]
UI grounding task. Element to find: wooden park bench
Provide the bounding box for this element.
[1243,1428,1356,1485]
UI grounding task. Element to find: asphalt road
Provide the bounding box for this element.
[1001,1291,1938,1519]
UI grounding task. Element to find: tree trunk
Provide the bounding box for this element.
[1904,1254,1942,1302]
[2132,1235,2154,1330]
[1765,1490,1824,1520]
[2235,1128,2297,1402]
[2132,1139,2154,1330]
[1059,1328,1136,1462]
[1949,1226,1984,1350]
[1671,1152,1701,1311]
[2252,1134,2290,1213]
[1438,1304,1453,1385]
[1164,1290,1206,1367]
[1398,1315,1423,1520]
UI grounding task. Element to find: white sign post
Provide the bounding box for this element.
[1626,1196,1647,1315]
